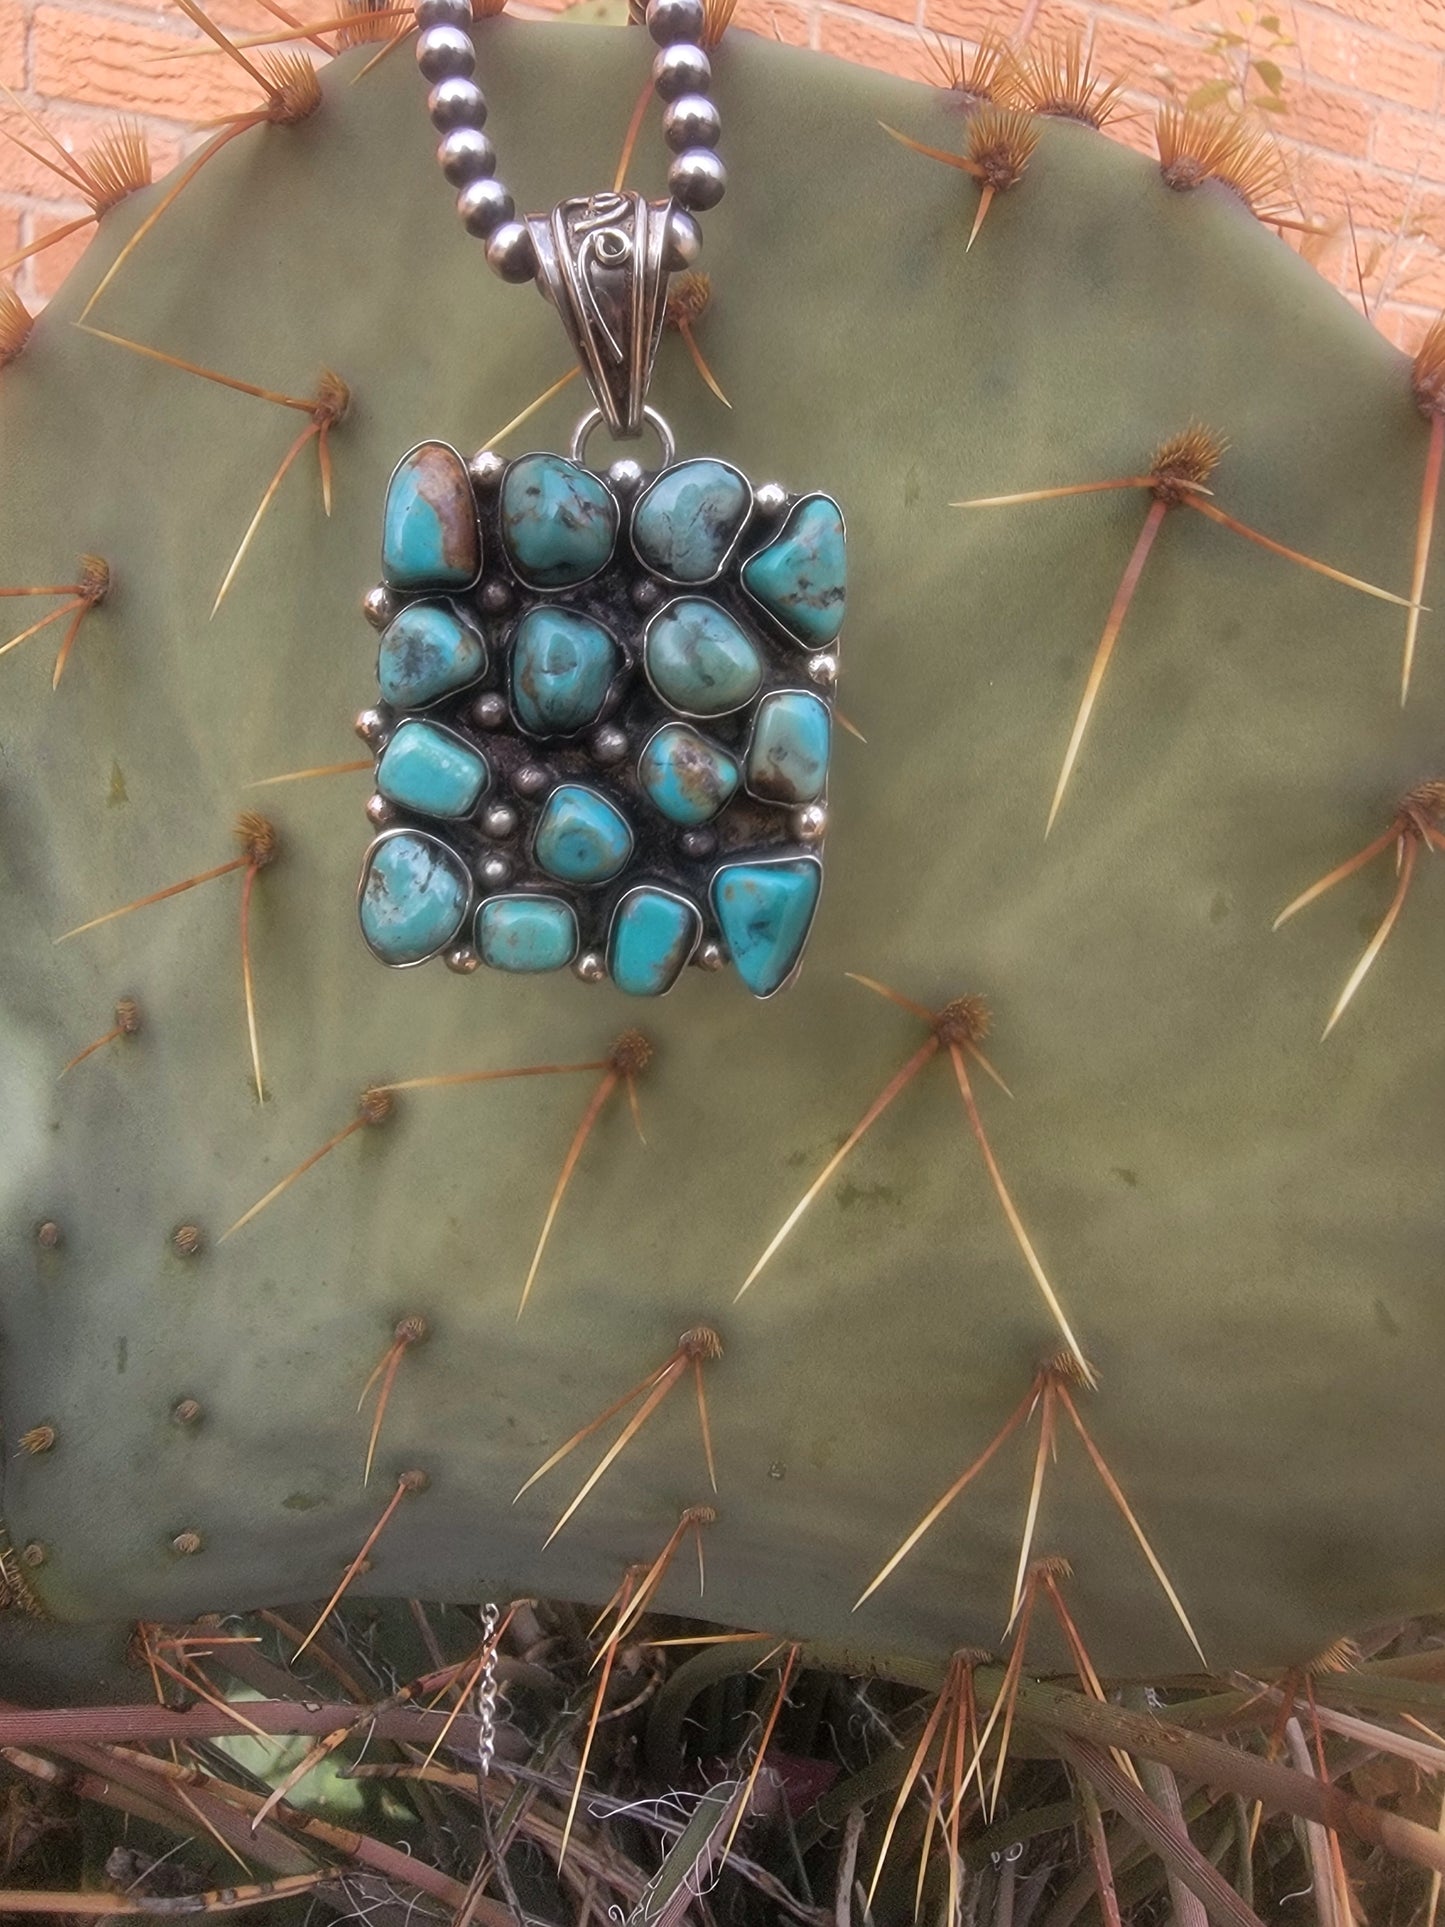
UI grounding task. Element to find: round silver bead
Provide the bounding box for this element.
[439,127,496,186]
[662,207,703,271]
[355,707,388,746]
[694,939,725,971]
[485,219,537,283]
[573,951,607,983]
[444,943,481,974]
[416,24,475,81]
[480,854,513,887]
[468,449,506,489]
[362,585,396,630]
[653,41,710,98]
[428,77,486,131]
[511,763,549,798]
[589,724,629,766]
[792,803,827,842]
[679,827,717,858]
[458,176,514,239]
[481,800,519,838]
[663,94,720,152]
[647,0,704,43]
[807,652,838,687]
[753,481,788,515]
[471,692,508,729]
[669,148,726,211]
[416,0,473,30]
[608,457,644,494]
[479,579,512,613]
[365,793,397,827]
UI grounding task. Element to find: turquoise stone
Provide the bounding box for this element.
[359,832,469,966]
[609,888,701,997]
[475,894,578,973]
[510,607,619,736]
[638,723,740,827]
[500,455,617,587]
[376,603,486,709]
[711,859,822,997]
[631,460,751,583]
[644,598,763,717]
[745,690,831,806]
[382,442,480,590]
[534,784,633,885]
[376,720,490,820]
[740,494,846,647]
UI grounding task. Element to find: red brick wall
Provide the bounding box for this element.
[5,0,1445,344]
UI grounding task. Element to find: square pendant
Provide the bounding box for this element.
[357,440,844,999]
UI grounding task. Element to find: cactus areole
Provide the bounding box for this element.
[1,18,1444,1688]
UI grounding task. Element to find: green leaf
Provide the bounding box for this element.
[1255,95,1288,111]
[1187,77,1236,107]
[1252,57,1285,92]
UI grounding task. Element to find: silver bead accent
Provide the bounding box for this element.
[663,94,720,152]
[366,793,397,827]
[355,707,388,745]
[511,763,549,798]
[792,803,827,842]
[807,652,838,687]
[468,449,506,489]
[680,827,717,858]
[573,951,607,983]
[589,724,629,766]
[608,457,645,493]
[647,0,704,44]
[653,42,710,99]
[428,77,486,131]
[694,939,725,971]
[416,0,472,29]
[485,219,536,282]
[471,692,508,729]
[439,127,496,186]
[458,176,514,238]
[753,481,788,515]
[662,207,703,271]
[481,800,519,838]
[416,24,475,81]
[444,943,481,974]
[669,148,726,211]
[479,579,512,613]
[362,585,396,630]
[480,853,513,887]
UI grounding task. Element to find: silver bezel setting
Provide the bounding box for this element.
[357,826,475,970]
[499,450,621,592]
[641,595,764,722]
[708,852,825,1001]
[380,440,485,597]
[374,716,494,822]
[739,685,832,809]
[635,717,741,828]
[628,457,754,588]
[605,883,704,998]
[738,490,848,653]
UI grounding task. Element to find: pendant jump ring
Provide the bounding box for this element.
[570,405,676,470]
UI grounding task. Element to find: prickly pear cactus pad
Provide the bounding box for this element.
[1,17,1443,1683]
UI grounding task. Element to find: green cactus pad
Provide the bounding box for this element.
[1,19,1442,1681]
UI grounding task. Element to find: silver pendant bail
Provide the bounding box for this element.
[527,190,671,442]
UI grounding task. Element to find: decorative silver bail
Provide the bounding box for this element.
[527,191,671,441]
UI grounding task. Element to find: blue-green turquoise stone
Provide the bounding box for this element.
[609,889,701,997]
[475,894,578,972]
[376,603,486,708]
[376,720,490,819]
[644,599,763,717]
[534,785,633,885]
[359,833,470,966]
[745,690,831,805]
[382,443,480,590]
[711,859,822,997]
[510,607,619,735]
[631,460,751,583]
[500,455,617,587]
[741,494,846,647]
[638,724,740,827]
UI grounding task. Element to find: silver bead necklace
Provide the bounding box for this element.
[354,11,846,1000]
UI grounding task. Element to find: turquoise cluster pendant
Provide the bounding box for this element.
[357,436,845,999]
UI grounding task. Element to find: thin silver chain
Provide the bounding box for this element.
[475,1601,500,1786]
